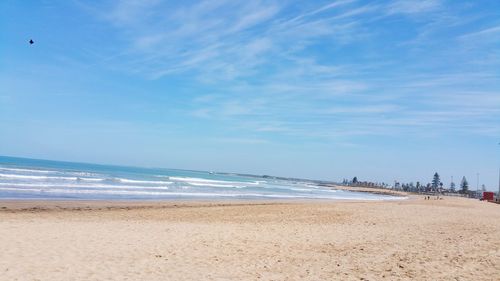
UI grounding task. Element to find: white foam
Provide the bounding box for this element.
[0,173,107,182]
[0,187,168,196]
[168,176,233,184]
[69,172,99,177]
[0,174,172,187]
[0,183,171,190]
[0,187,263,197]
[186,182,246,188]
[0,186,405,200]
[288,187,315,192]
[0,174,79,180]
[117,178,173,185]
[0,167,55,174]
[78,178,104,182]
[168,176,257,186]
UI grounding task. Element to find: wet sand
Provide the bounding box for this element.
[0,195,499,280]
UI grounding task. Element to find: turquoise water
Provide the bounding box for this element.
[0,156,400,201]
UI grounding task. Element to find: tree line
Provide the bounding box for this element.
[343,172,477,196]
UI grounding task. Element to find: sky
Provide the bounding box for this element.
[0,0,499,189]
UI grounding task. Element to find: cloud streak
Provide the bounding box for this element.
[74,0,500,141]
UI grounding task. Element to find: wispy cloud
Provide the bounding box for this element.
[73,0,500,141]
[459,24,500,39]
[282,0,355,24]
[387,0,442,15]
[78,0,378,81]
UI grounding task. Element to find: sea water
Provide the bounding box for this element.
[0,156,401,201]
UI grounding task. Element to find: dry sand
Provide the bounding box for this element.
[0,195,499,281]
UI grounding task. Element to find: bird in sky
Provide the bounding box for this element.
[29,39,34,45]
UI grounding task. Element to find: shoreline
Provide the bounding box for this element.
[0,196,407,213]
[0,186,410,212]
[0,199,289,212]
[0,185,409,212]
[326,184,409,197]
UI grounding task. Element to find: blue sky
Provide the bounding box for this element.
[1,0,499,189]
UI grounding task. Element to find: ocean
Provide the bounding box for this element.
[0,156,400,201]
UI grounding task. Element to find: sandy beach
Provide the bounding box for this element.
[0,195,499,281]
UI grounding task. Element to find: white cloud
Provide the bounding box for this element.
[459,25,500,39]
[387,0,442,15]
[281,0,356,25]
[75,0,500,140]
